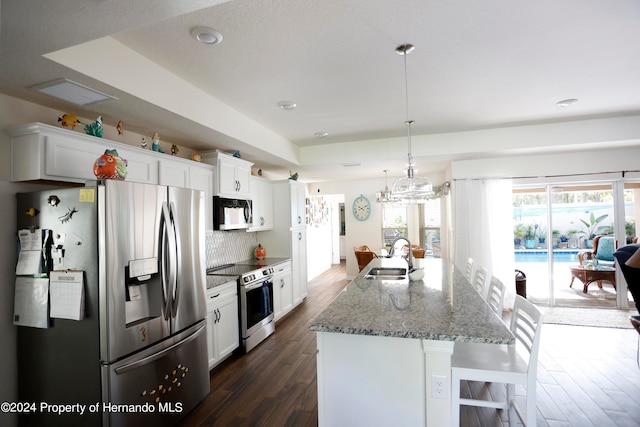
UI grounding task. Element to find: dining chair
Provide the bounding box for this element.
[451,295,544,427]
[464,257,475,282]
[486,276,507,318]
[472,266,489,299]
[354,245,372,252]
[355,250,378,272]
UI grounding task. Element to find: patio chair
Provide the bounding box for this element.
[451,295,544,427]
[578,235,616,268]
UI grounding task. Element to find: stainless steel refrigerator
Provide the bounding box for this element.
[15,180,209,427]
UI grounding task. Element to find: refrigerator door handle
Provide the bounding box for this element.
[169,201,181,318]
[114,323,206,374]
[160,202,178,321]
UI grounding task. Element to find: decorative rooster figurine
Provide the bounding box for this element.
[84,115,104,138]
[93,149,128,180]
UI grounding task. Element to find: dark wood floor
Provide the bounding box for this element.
[180,261,640,427]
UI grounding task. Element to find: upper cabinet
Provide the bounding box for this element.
[8,123,159,184]
[7,122,215,227]
[248,176,273,231]
[202,151,253,199]
[289,180,307,228]
[158,158,214,225]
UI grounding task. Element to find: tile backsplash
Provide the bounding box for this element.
[205,230,258,268]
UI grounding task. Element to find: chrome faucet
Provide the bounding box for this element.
[389,236,413,270]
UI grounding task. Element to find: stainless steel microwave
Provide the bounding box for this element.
[213,197,252,230]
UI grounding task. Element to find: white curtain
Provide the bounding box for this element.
[453,178,516,308]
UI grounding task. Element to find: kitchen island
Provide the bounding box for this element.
[309,257,513,427]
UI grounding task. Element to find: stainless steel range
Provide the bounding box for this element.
[207,258,287,352]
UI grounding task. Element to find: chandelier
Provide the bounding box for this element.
[390,43,434,204]
[376,170,393,203]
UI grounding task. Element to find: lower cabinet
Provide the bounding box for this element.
[206,281,239,370]
[273,261,293,321]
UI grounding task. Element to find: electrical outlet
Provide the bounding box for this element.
[431,374,448,399]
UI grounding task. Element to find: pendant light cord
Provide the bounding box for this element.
[399,43,415,175]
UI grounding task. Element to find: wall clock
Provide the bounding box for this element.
[352,194,371,221]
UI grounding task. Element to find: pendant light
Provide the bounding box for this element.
[390,43,434,204]
[376,170,394,203]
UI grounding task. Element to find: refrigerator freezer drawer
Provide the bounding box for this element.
[102,320,209,427]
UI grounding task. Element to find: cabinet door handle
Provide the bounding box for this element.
[297,215,302,224]
[216,308,221,323]
[298,232,302,241]
[280,278,285,288]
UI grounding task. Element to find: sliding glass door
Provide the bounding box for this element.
[514,182,636,309]
[550,184,616,308]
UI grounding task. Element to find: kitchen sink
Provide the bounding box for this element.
[363,267,407,280]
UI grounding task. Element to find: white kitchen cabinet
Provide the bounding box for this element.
[291,230,308,304]
[154,159,214,227]
[202,150,253,199]
[248,176,273,231]
[290,180,307,228]
[188,165,214,228]
[158,157,190,188]
[272,261,293,321]
[7,123,216,227]
[257,179,308,308]
[8,122,158,184]
[206,280,239,370]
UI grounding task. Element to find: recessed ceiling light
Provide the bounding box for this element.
[29,78,117,106]
[314,132,329,138]
[191,26,223,45]
[278,101,297,110]
[556,98,578,108]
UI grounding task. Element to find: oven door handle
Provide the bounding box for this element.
[244,278,273,291]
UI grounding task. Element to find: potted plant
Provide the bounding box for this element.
[626,219,636,244]
[579,212,609,248]
[514,223,526,247]
[537,225,547,244]
[524,224,538,249]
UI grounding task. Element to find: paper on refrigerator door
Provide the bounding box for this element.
[49,270,85,321]
[16,228,42,275]
[13,277,49,328]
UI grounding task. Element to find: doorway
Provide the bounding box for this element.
[514,182,637,308]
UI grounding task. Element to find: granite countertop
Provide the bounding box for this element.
[309,257,514,344]
[206,275,238,290]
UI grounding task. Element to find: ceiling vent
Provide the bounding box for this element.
[29,79,117,106]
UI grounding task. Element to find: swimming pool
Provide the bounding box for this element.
[514,250,579,263]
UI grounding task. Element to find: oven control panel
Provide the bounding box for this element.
[241,266,275,284]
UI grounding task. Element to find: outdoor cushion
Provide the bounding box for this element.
[596,236,615,262]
